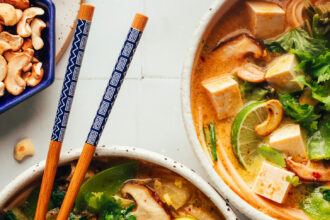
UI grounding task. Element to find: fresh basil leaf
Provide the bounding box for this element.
[257,145,286,168]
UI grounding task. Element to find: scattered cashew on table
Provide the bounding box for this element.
[0,0,46,97]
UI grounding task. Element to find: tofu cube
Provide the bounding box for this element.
[246,1,285,39]
[202,76,243,120]
[266,54,304,94]
[253,162,295,203]
[270,124,308,161]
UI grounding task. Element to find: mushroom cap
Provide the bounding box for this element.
[4,53,31,95]
[31,18,46,50]
[17,7,44,37]
[0,31,24,51]
[3,0,30,10]
[0,3,18,26]
[121,182,171,220]
[0,55,8,81]
[213,34,265,61]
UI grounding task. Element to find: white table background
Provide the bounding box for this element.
[0,0,246,219]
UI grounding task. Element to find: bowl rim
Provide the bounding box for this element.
[0,146,237,220]
[0,0,55,114]
[180,0,275,219]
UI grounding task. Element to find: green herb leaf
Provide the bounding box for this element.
[320,188,330,202]
[209,123,218,162]
[264,28,327,56]
[257,145,286,168]
[300,186,330,220]
[278,93,320,134]
[285,176,302,187]
[293,76,330,111]
[75,162,137,211]
[308,115,330,160]
[239,81,268,101]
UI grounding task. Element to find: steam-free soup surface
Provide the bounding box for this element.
[0,158,224,220]
[191,0,330,219]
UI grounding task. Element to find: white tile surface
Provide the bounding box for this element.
[0,0,247,219]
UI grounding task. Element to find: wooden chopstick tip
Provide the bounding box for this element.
[78,3,95,21]
[131,13,148,31]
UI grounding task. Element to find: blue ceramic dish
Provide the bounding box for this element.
[0,0,55,114]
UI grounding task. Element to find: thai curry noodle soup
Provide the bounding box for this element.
[0,158,225,220]
[191,0,329,219]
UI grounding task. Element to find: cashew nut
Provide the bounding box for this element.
[4,49,32,62]
[14,138,35,161]
[4,53,31,95]
[0,31,24,51]
[0,55,7,81]
[26,62,43,87]
[3,0,30,10]
[0,3,18,26]
[0,41,11,55]
[255,100,283,136]
[0,81,4,96]
[31,18,46,50]
[22,62,32,72]
[22,38,32,50]
[17,7,44,37]
[14,9,23,24]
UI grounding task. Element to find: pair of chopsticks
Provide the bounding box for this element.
[35,4,148,220]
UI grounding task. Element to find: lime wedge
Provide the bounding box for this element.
[231,102,268,169]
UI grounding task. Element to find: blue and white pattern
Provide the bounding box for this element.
[51,19,92,142]
[86,27,143,146]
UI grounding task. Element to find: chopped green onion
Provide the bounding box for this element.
[203,123,218,162]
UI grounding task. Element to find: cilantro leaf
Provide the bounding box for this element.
[293,50,330,83]
[308,115,330,160]
[278,93,320,134]
[264,28,327,56]
[293,76,330,111]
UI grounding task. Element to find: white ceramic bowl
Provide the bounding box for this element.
[181,0,274,219]
[0,146,237,220]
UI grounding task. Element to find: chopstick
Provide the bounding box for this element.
[56,13,148,219]
[34,4,95,220]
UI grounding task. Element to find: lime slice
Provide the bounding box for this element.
[231,102,268,169]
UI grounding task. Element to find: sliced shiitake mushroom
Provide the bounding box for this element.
[255,100,283,136]
[235,63,266,83]
[286,157,330,182]
[212,34,265,62]
[121,183,171,220]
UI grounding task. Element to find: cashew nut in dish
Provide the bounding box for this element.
[3,0,30,10]
[0,81,4,96]
[3,51,20,62]
[17,7,44,37]
[286,157,330,182]
[0,31,24,51]
[121,183,171,220]
[255,100,283,136]
[0,40,11,55]
[22,38,32,50]
[31,18,46,50]
[4,53,31,95]
[14,138,35,161]
[213,34,265,62]
[235,63,266,83]
[0,55,7,82]
[22,62,32,73]
[14,8,23,24]
[0,3,18,26]
[25,62,43,87]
